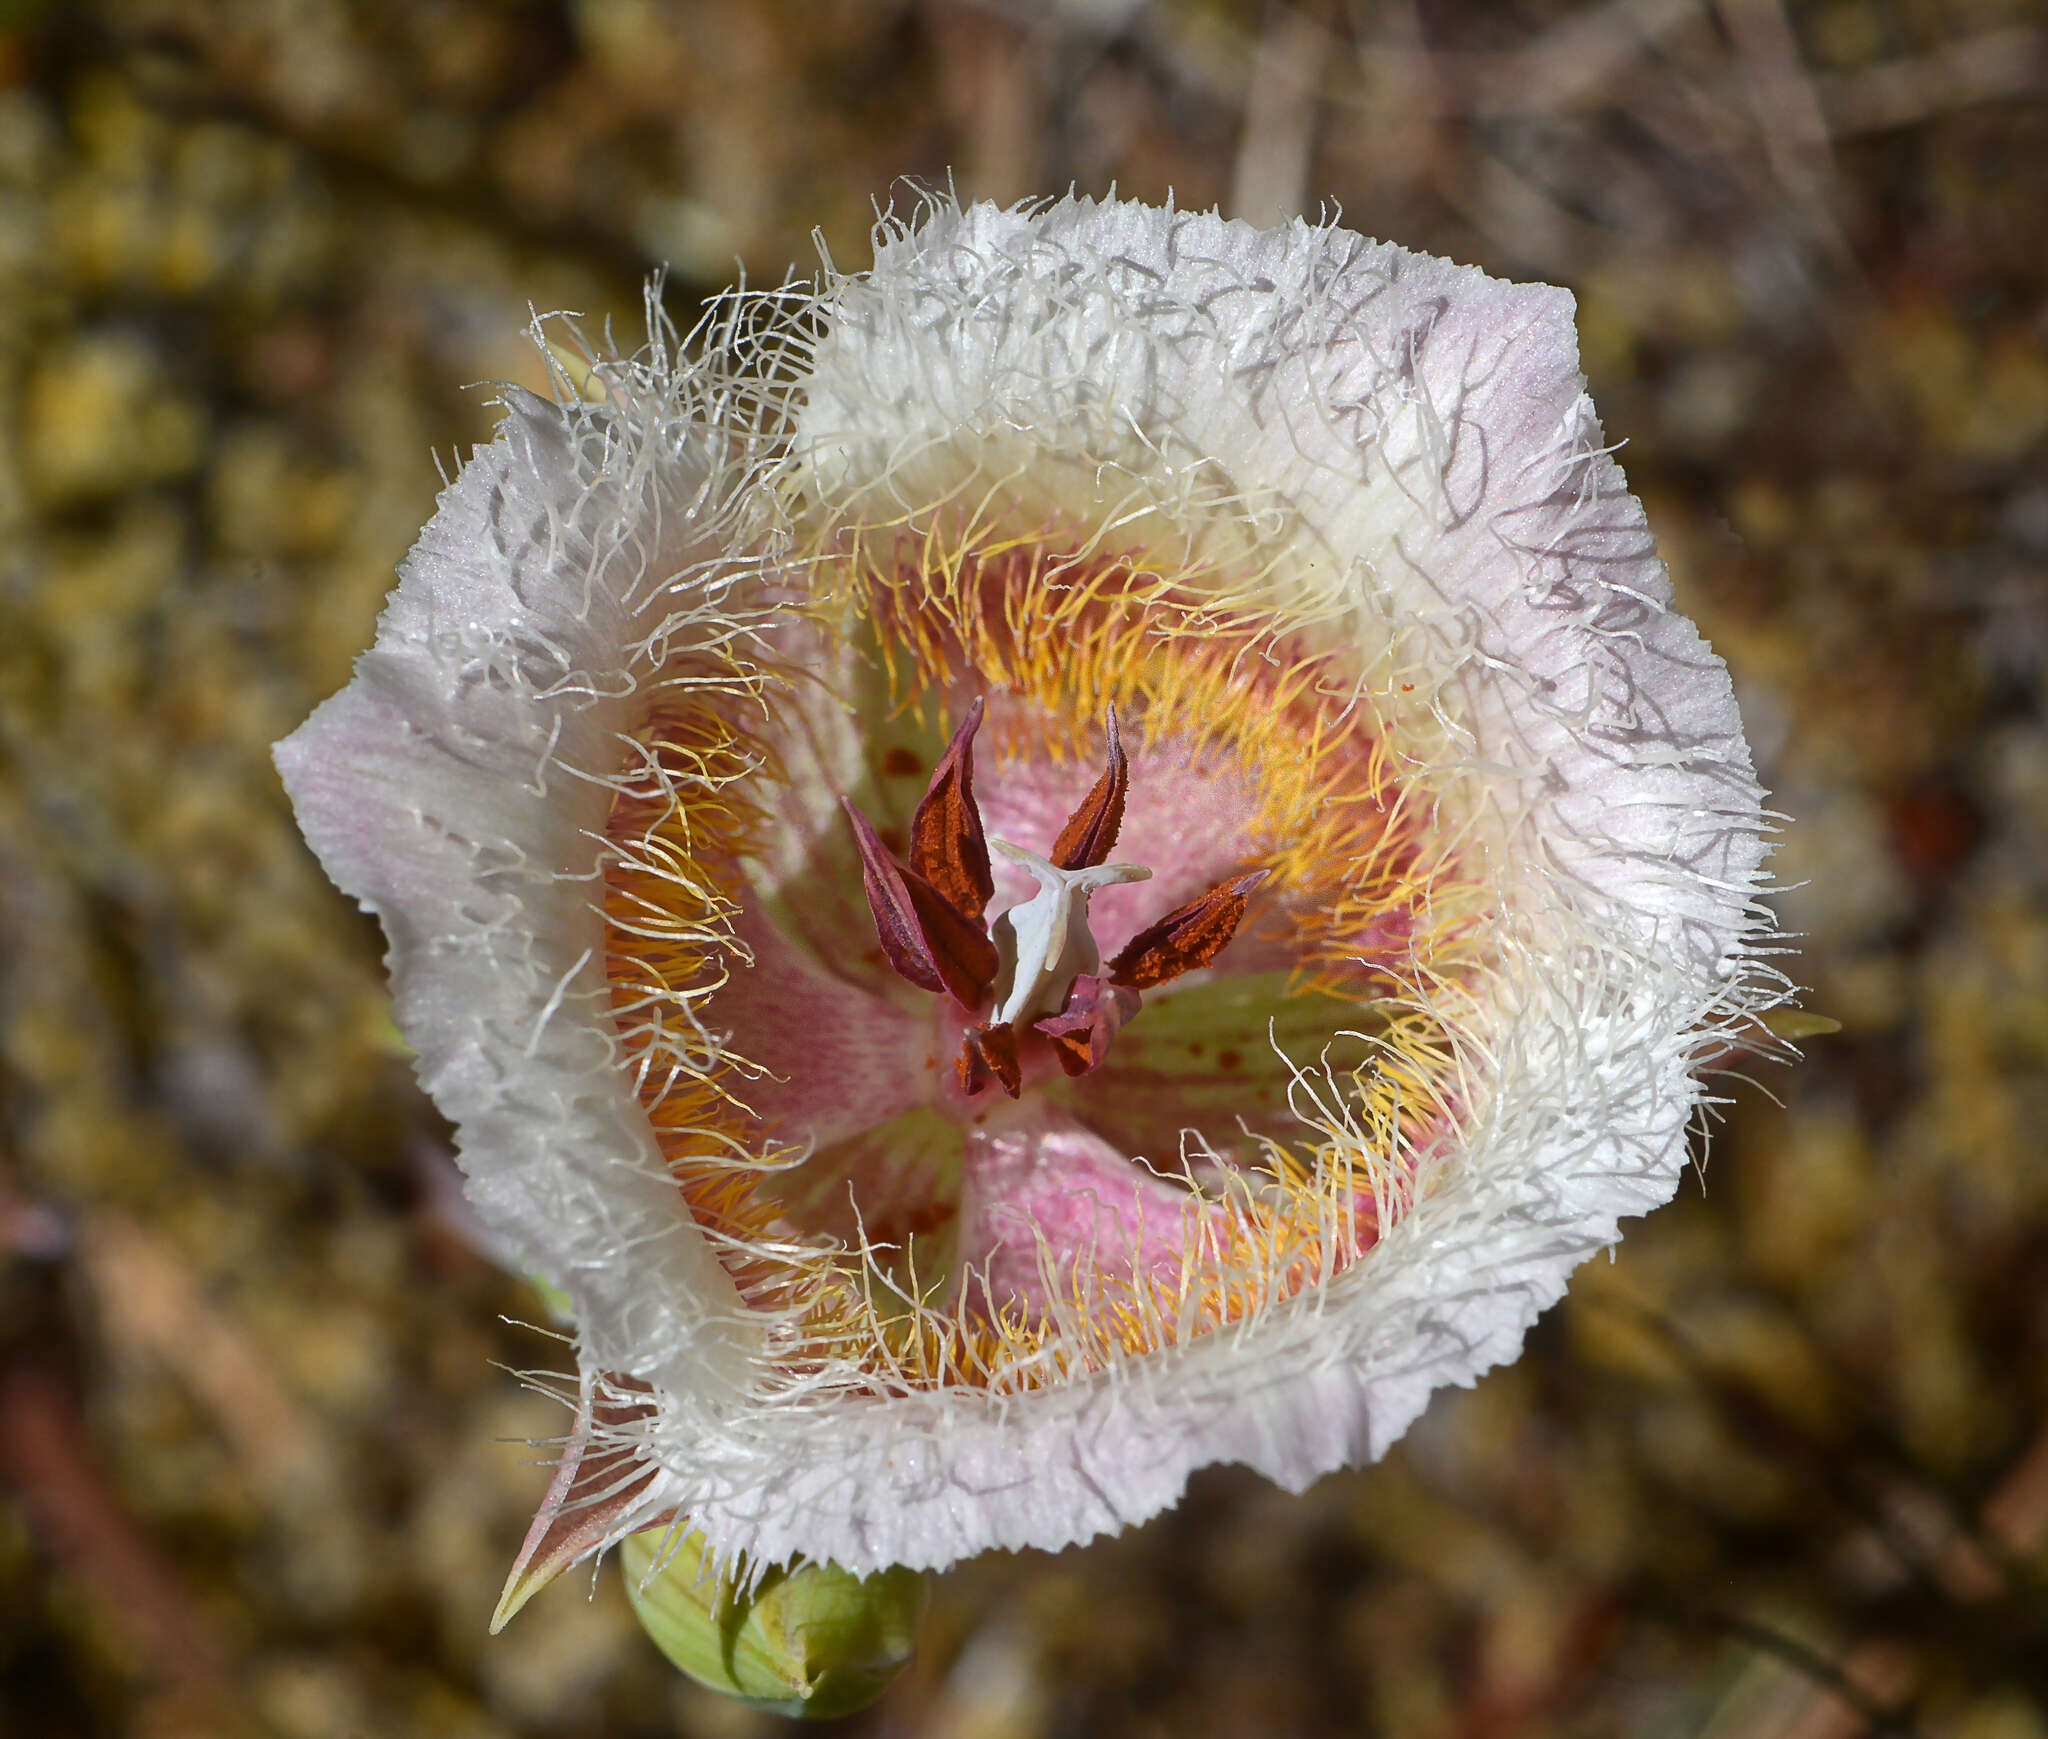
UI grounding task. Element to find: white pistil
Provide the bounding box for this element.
[986,838,1151,1027]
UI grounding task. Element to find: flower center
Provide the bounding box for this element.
[840,702,1267,1100]
[596,548,1478,1395]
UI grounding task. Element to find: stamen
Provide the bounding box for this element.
[958,1022,1022,1099]
[1049,704,1128,871]
[1032,973,1141,1077]
[841,797,998,1008]
[909,696,994,921]
[1109,871,1270,990]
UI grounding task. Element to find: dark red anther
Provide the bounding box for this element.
[847,700,1268,1093]
[1050,703,1129,871]
[958,1021,1022,1099]
[1109,870,1270,990]
[842,797,999,1009]
[910,696,994,922]
[1032,974,1142,1077]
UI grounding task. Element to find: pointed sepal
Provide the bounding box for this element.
[492,1380,659,1634]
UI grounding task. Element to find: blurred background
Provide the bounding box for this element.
[0,1,2044,1735]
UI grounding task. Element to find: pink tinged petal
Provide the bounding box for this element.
[492,1380,661,1634]
[710,904,936,1149]
[840,797,998,1009]
[909,696,994,922]
[1049,704,1129,872]
[1109,871,1270,990]
[801,199,1766,967]
[769,1110,962,1254]
[956,1115,1223,1322]
[1031,974,1141,1077]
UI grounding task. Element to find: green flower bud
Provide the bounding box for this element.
[617,1525,926,1720]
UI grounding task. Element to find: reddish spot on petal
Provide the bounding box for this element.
[866,1199,958,1246]
[882,746,924,777]
[1217,1048,1243,1071]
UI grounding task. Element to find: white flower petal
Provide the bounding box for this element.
[276,384,766,1400]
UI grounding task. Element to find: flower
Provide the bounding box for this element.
[275,196,1779,1598]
